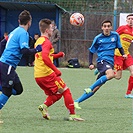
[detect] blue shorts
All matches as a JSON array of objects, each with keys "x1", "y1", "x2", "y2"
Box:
[
  {"x1": 97, "y1": 60, "x2": 113, "y2": 75},
  {"x1": 0, "y1": 62, "x2": 20, "y2": 88}
]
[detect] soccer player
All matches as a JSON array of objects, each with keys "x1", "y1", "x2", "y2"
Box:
[
  {"x1": 74, "y1": 20, "x2": 127, "y2": 109},
  {"x1": 34, "y1": 18, "x2": 84, "y2": 121},
  {"x1": 114, "y1": 14, "x2": 133, "y2": 98},
  {"x1": 0, "y1": 10, "x2": 42, "y2": 123}
]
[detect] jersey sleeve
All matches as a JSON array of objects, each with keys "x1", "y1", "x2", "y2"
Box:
[
  {"x1": 89, "y1": 36, "x2": 98, "y2": 53},
  {"x1": 116, "y1": 33, "x2": 122, "y2": 48},
  {"x1": 19, "y1": 32, "x2": 29, "y2": 49}
]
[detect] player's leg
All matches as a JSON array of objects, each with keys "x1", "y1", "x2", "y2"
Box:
[
  {"x1": 85, "y1": 61, "x2": 115, "y2": 93},
  {"x1": 0, "y1": 63, "x2": 13, "y2": 110},
  {"x1": 55, "y1": 77, "x2": 84, "y2": 121},
  {"x1": 38, "y1": 94, "x2": 62, "y2": 120},
  {"x1": 0, "y1": 82, "x2": 22, "y2": 110},
  {"x1": 125, "y1": 65, "x2": 133, "y2": 98},
  {"x1": 74, "y1": 72, "x2": 105, "y2": 109},
  {"x1": 94, "y1": 68, "x2": 99, "y2": 76},
  {"x1": 59, "y1": 87, "x2": 84, "y2": 121},
  {"x1": 74, "y1": 86, "x2": 100, "y2": 109},
  {"x1": 0, "y1": 85, "x2": 17, "y2": 95},
  {"x1": 13, "y1": 72, "x2": 23, "y2": 96},
  {"x1": 114, "y1": 70, "x2": 122, "y2": 80},
  {"x1": 114, "y1": 55, "x2": 123, "y2": 80},
  {"x1": 74, "y1": 61, "x2": 115, "y2": 109},
  {"x1": 0, "y1": 87, "x2": 12, "y2": 109},
  {"x1": 35, "y1": 75, "x2": 63, "y2": 120},
  {"x1": 124, "y1": 54, "x2": 133, "y2": 98}
]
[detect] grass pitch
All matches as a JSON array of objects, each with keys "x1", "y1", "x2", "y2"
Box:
[{"x1": 0, "y1": 67, "x2": 133, "y2": 133}]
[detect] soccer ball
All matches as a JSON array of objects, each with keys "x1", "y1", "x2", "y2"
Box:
[{"x1": 70, "y1": 13, "x2": 84, "y2": 26}]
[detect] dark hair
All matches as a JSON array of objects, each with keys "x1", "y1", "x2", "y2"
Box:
[
  {"x1": 39, "y1": 19, "x2": 52, "y2": 33},
  {"x1": 19, "y1": 10, "x2": 32, "y2": 25},
  {"x1": 101, "y1": 20, "x2": 112, "y2": 26},
  {"x1": 127, "y1": 14, "x2": 133, "y2": 18}
]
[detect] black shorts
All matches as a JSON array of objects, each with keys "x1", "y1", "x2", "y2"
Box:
[
  {"x1": 97, "y1": 60, "x2": 113, "y2": 74},
  {"x1": 0, "y1": 62, "x2": 20, "y2": 88}
]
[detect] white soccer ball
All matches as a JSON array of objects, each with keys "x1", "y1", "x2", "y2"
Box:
[{"x1": 70, "y1": 13, "x2": 84, "y2": 26}]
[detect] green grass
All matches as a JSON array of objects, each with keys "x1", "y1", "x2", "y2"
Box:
[{"x1": 0, "y1": 67, "x2": 133, "y2": 133}]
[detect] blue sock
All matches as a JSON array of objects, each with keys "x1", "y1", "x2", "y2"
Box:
[
  {"x1": 90, "y1": 75, "x2": 108, "y2": 91},
  {"x1": 0, "y1": 86, "x2": 16, "y2": 95},
  {"x1": 0, "y1": 93, "x2": 9, "y2": 109},
  {"x1": 75, "y1": 92, "x2": 94, "y2": 103}
]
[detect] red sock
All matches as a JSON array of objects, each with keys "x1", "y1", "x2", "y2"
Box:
[
  {"x1": 126, "y1": 76, "x2": 133, "y2": 95},
  {"x1": 44, "y1": 94, "x2": 62, "y2": 107},
  {"x1": 62, "y1": 88, "x2": 75, "y2": 115}
]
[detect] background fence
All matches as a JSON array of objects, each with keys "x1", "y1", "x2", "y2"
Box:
[{"x1": 1, "y1": 0, "x2": 133, "y2": 66}]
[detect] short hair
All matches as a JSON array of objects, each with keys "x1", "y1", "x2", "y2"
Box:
[
  {"x1": 127, "y1": 14, "x2": 133, "y2": 18},
  {"x1": 101, "y1": 20, "x2": 112, "y2": 26},
  {"x1": 39, "y1": 19, "x2": 52, "y2": 33},
  {"x1": 18, "y1": 10, "x2": 32, "y2": 25}
]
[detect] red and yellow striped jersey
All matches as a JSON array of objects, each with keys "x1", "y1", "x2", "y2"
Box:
[
  {"x1": 115, "y1": 25, "x2": 133, "y2": 56},
  {"x1": 34, "y1": 36, "x2": 54, "y2": 78}
]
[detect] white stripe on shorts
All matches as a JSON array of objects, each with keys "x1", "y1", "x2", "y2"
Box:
[{"x1": 7, "y1": 65, "x2": 12, "y2": 75}]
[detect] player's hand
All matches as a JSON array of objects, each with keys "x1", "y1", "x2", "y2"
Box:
[
  {"x1": 55, "y1": 69, "x2": 62, "y2": 76},
  {"x1": 36, "y1": 45, "x2": 42, "y2": 52},
  {"x1": 58, "y1": 52, "x2": 65, "y2": 57},
  {"x1": 89, "y1": 64, "x2": 95, "y2": 70},
  {"x1": 122, "y1": 54, "x2": 127, "y2": 59}
]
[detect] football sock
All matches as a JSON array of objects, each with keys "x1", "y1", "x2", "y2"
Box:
[
  {"x1": 90, "y1": 75, "x2": 108, "y2": 91},
  {"x1": 75, "y1": 92, "x2": 94, "y2": 103},
  {"x1": 126, "y1": 76, "x2": 133, "y2": 95},
  {"x1": 0, "y1": 93, "x2": 9, "y2": 109},
  {"x1": 0, "y1": 86, "x2": 16, "y2": 95},
  {"x1": 62, "y1": 88, "x2": 75, "y2": 114},
  {"x1": 44, "y1": 94, "x2": 62, "y2": 107}
]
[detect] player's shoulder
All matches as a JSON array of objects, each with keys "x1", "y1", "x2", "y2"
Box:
[
  {"x1": 110, "y1": 31, "x2": 119, "y2": 36},
  {"x1": 118, "y1": 25, "x2": 127, "y2": 28},
  {"x1": 12, "y1": 27, "x2": 27, "y2": 37},
  {"x1": 117, "y1": 25, "x2": 127, "y2": 30},
  {"x1": 95, "y1": 33, "x2": 103, "y2": 39},
  {"x1": 36, "y1": 36, "x2": 45, "y2": 44}
]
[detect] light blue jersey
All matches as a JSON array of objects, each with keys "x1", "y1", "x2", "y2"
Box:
[
  {"x1": 89, "y1": 31, "x2": 122, "y2": 65},
  {"x1": 0, "y1": 26, "x2": 29, "y2": 68}
]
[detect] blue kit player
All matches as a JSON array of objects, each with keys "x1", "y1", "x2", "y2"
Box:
[
  {"x1": 74, "y1": 20, "x2": 127, "y2": 109},
  {"x1": 0, "y1": 10, "x2": 42, "y2": 123}
]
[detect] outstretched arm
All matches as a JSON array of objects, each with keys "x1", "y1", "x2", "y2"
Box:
[
  {"x1": 89, "y1": 51, "x2": 95, "y2": 70},
  {"x1": 51, "y1": 52, "x2": 64, "y2": 59}
]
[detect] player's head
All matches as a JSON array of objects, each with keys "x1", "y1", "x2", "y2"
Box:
[
  {"x1": 101, "y1": 20, "x2": 112, "y2": 36},
  {"x1": 18, "y1": 10, "x2": 32, "y2": 29},
  {"x1": 39, "y1": 19, "x2": 53, "y2": 38},
  {"x1": 126, "y1": 14, "x2": 133, "y2": 27}
]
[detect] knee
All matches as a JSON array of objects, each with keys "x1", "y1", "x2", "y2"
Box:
[
  {"x1": 107, "y1": 73, "x2": 115, "y2": 80},
  {"x1": 115, "y1": 76, "x2": 121, "y2": 80},
  {"x1": 115, "y1": 74, "x2": 122, "y2": 80}
]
